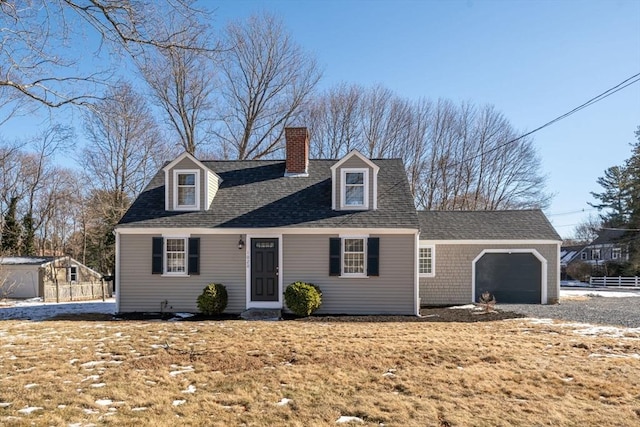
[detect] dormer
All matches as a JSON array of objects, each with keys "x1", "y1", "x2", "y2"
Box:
[
  {"x1": 330, "y1": 150, "x2": 380, "y2": 211},
  {"x1": 163, "y1": 152, "x2": 221, "y2": 211}
]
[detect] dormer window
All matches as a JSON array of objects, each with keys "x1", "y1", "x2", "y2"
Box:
[
  {"x1": 173, "y1": 170, "x2": 200, "y2": 210},
  {"x1": 341, "y1": 168, "x2": 369, "y2": 209}
]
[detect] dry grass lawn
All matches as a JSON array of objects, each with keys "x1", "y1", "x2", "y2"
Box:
[{"x1": 1, "y1": 314, "x2": 640, "y2": 426}]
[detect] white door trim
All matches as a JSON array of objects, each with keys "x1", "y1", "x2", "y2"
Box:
[{"x1": 245, "y1": 233, "x2": 283, "y2": 309}]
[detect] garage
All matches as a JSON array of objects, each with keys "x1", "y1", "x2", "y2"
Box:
[{"x1": 474, "y1": 251, "x2": 542, "y2": 304}]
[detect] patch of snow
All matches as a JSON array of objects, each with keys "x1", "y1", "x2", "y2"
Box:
[
  {"x1": 91, "y1": 383, "x2": 106, "y2": 388},
  {"x1": 172, "y1": 400, "x2": 186, "y2": 406},
  {"x1": 81, "y1": 361, "x2": 105, "y2": 368},
  {"x1": 562, "y1": 377, "x2": 574, "y2": 382},
  {"x1": 131, "y1": 407, "x2": 148, "y2": 412},
  {"x1": 69, "y1": 359, "x2": 79, "y2": 365},
  {"x1": 182, "y1": 384, "x2": 196, "y2": 394},
  {"x1": 17, "y1": 406, "x2": 43, "y2": 414},
  {"x1": 336, "y1": 416, "x2": 364, "y2": 424},
  {"x1": 174, "y1": 312, "x2": 194, "y2": 318},
  {"x1": 150, "y1": 344, "x2": 168, "y2": 349},
  {"x1": 169, "y1": 366, "x2": 194, "y2": 376},
  {"x1": 95, "y1": 399, "x2": 113, "y2": 406},
  {"x1": 276, "y1": 398, "x2": 293, "y2": 406},
  {"x1": 24, "y1": 383, "x2": 37, "y2": 389},
  {"x1": 57, "y1": 404, "x2": 66, "y2": 409},
  {"x1": 0, "y1": 299, "x2": 115, "y2": 321},
  {"x1": 561, "y1": 289, "x2": 640, "y2": 298},
  {"x1": 82, "y1": 375, "x2": 100, "y2": 382},
  {"x1": 0, "y1": 402, "x2": 11, "y2": 408},
  {"x1": 382, "y1": 372, "x2": 395, "y2": 378},
  {"x1": 589, "y1": 353, "x2": 640, "y2": 360},
  {"x1": 448, "y1": 304, "x2": 478, "y2": 310},
  {"x1": 83, "y1": 408, "x2": 99, "y2": 415}
]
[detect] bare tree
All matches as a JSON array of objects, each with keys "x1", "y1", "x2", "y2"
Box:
[
  {"x1": 82, "y1": 82, "x2": 169, "y2": 204},
  {"x1": 136, "y1": 13, "x2": 219, "y2": 155},
  {"x1": 306, "y1": 84, "x2": 551, "y2": 210},
  {"x1": 572, "y1": 215, "x2": 602, "y2": 243},
  {"x1": 0, "y1": 0, "x2": 211, "y2": 113},
  {"x1": 216, "y1": 13, "x2": 322, "y2": 159}
]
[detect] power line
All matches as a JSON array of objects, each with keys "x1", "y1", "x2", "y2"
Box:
[
  {"x1": 455, "y1": 72, "x2": 640, "y2": 165},
  {"x1": 548, "y1": 208, "x2": 597, "y2": 217}
]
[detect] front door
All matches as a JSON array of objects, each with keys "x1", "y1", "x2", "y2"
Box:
[{"x1": 251, "y1": 238, "x2": 279, "y2": 301}]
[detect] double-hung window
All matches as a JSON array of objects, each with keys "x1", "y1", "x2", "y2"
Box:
[
  {"x1": 173, "y1": 170, "x2": 200, "y2": 210},
  {"x1": 343, "y1": 238, "x2": 366, "y2": 275},
  {"x1": 166, "y1": 238, "x2": 187, "y2": 274},
  {"x1": 591, "y1": 249, "x2": 600, "y2": 260},
  {"x1": 341, "y1": 169, "x2": 368, "y2": 209},
  {"x1": 419, "y1": 245, "x2": 435, "y2": 277},
  {"x1": 68, "y1": 265, "x2": 78, "y2": 283},
  {"x1": 152, "y1": 236, "x2": 200, "y2": 276}
]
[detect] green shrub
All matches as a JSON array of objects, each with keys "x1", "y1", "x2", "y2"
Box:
[
  {"x1": 197, "y1": 283, "x2": 228, "y2": 315},
  {"x1": 284, "y1": 281, "x2": 322, "y2": 317}
]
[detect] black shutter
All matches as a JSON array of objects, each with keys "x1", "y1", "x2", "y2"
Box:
[
  {"x1": 188, "y1": 237, "x2": 200, "y2": 275},
  {"x1": 329, "y1": 237, "x2": 341, "y2": 276},
  {"x1": 367, "y1": 237, "x2": 379, "y2": 276},
  {"x1": 152, "y1": 237, "x2": 163, "y2": 274}
]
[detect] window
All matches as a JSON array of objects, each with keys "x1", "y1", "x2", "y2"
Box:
[
  {"x1": 166, "y1": 238, "x2": 187, "y2": 274},
  {"x1": 329, "y1": 237, "x2": 378, "y2": 277},
  {"x1": 69, "y1": 266, "x2": 78, "y2": 283},
  {"x1": 612, "y1": 247, "x2": 621, "y2": 260},
  {"x1": 341, "y1": 168, "x2": 369, "y2": 209},
  {"x1": 591, "y1": 249, "x2": 601, "y2": 260},
  {"x1": 173, "y1": 170, "x2": 200, "y2": 210},
  {"x1": 152, "y1": 237, "x2": 199, "y2": 276},
  {"x1": 419, "y1": 245, "x2": 435, "y2": 276},
  {"x1": 343, "y1": 238, "x2": 365, "y2": 275},
  {"x1": 581, "y1": 252, "x2": 587, "y2": 260}
]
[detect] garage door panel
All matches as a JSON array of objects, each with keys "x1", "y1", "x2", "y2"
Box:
[{"x1": 475, "y1": 253, "x2": 541, "y2": 304}]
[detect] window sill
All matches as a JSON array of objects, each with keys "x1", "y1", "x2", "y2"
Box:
[
  {"x1": 419, "y1": 273, "x2": 435, "y2": 278},
  {"x1": 161, "y1": 274, "x2": 191, "y2": 278},
  {"x1": 172, "y1": 206, "x2": 200, "y2": 211},
  {"x1": 339, "y1": 275, "x2": 369, "y2": 279}
]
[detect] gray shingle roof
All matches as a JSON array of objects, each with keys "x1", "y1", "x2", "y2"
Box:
[
  {"x1": 590, "y1": 228, "x2": 629, "y2": 245},
  {"x1": 418, "y1": 210, "x2": 561, "y2": 241},
  {"x1": 118, "y1": 159, "x2": 419, "y2": 229}
]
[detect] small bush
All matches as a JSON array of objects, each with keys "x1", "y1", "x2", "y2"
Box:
[
  {"x1": 477, "y1": 291, "x2": 496, "y2": 313},
  {"x1": 284, "y1": 282, "x2": 322, "y2": 317},
  {"x1": 197, "y1": 283, "x2": 228, "y2": 315}
]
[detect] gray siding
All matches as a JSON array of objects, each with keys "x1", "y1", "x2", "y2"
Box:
[
  {"x1": 118, "y1": 234, "x2": 246, "y2": 313},
  {"x1": 283, "y1": 234, "x2": 416, "y2": 315},
  {"x1": 167, "y1": 157, "x2": 207, "y2": 211},
  {"x1": 419, "y1": 243, "x2": 559, "y2": 306},
  {"x1": 334, "y1": 155, "x2": 376, "y2": 211}
]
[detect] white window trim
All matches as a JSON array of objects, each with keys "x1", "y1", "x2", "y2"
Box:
[
  {"x1": 612, "y1": 247, "x2": 621, "y2": 260},
  {"x1": 69, "y1": 265, "x2": 78, "y2": 283},
  {"x1": 591, "y1": 248, "x2": 601, "y2": 260},
  {"x1": 340, "y1": 168, "x2": 369, "y2": 210},
  {"x1": 340, "y1": 235, "x2": 368, "y2": 277},
  {"x1": 419, "y1": 244, "x2": 435, "y2": 278},
  {"x1": 580, "y1": 252, "x2": 587, "y2": 260},
  {"x1": 173, "y1": 169, "x2": 201, "y2": 211},
  {"x1": 162, "y1": 236, "x2": 190, "y2": 277}
]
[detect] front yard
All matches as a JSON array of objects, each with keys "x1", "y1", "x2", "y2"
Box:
[{"x1": 1, "y1": 314, "x2": 639, "y2": 426}]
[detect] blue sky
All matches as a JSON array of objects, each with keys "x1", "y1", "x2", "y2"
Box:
[
  {"x1": 211, "y1": 0, "x2": 640, "y2": 238},
  {"x1": 2, "y1": 0, "x2": 639, "y2": 238}
]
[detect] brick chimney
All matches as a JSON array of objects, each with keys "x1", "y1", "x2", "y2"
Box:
[{"x1": 284, "y1": 127, "x2": 309, "y2": 177}]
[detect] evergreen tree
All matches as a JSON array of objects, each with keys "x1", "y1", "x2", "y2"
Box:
[
  {"x1": 589, "y1": 165, "x2": 631, "y2": 227},
  {"x1": 1, "y1": 197, "x2": 21, "y2": 254},
  {"x1": 21, "y1": 212, "x2": 36, "y2": 256}
]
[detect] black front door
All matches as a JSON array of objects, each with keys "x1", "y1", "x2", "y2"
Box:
[{"x1": 251, "y1": 238, "x2": 279, "y2": 301}]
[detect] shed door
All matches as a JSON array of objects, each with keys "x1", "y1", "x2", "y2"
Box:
[{"x1": 475, "y1": 253, "x2": 541, "y2": 304}]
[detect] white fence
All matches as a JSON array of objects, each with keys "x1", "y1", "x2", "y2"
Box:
[{"x1": 590, "y1": 276, "x2": 640, "y2": 288}]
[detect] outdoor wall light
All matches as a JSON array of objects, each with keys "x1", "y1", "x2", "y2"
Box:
[{"x1": 238, "y1": 235, "x2": 245, "y2": 250}]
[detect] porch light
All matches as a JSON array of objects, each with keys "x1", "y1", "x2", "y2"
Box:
[{"x1": 238, "y1": 236, "x2": 245, "y2": 250}]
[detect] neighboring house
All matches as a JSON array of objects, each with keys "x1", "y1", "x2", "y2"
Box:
[
  {"x1": 560, "y1": 244, "x2": 587, "y2": 280},
  {"x1": 418, "y1": 211, "x2": 561, "y2": 305},
  {"x1": 0, "y1": 256, "x2": 104, "y2": 300},
  {"x1": 580, "y1": 229, "x2": 630, "y2": 265},
  {"x1": 114, "y1": 127, "x2": 561, "y2": 315}
]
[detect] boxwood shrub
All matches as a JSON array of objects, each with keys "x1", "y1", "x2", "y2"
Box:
[
  {"x1": 284, "y1": 281, "x2": 322, "y2": 317},
  {"x1": 197, "y1": 283, "x2": 228, "y2": 315}
]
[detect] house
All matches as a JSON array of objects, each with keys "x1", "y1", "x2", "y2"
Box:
[
  {"x1": 114, "y1": 127, "x2": 561, "y2": 315},
  {"x1": 0, "y1": 256, "x2": 105, "y2": 301},
  {"x1": 580, "y1": 228, "x2": 630, "y2": 266},
  {"x1": 417, "y1": 211, "x2": 561, "y2": 305}
]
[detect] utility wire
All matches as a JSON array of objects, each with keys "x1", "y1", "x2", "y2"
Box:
[{"x1": 455, "y1": 72, "x2": 640, "y2": 166}]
